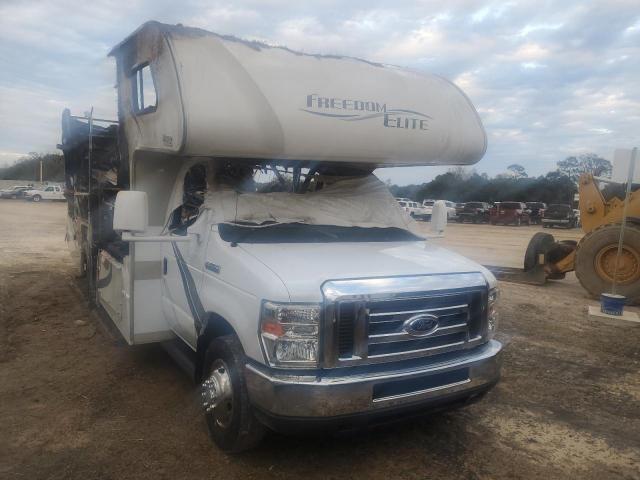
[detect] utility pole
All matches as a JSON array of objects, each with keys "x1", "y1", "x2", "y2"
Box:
[{"x1": 40, "y1": 160, "x2": 43, "y2": 183}]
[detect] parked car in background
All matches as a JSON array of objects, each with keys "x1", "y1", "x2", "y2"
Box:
[
  {"x1": 455, "y1": 202, "x2": 466, "y2": 217},
  {"x1": 0, "y1": 185, "x2": 32, "y2": 199},
  {"x1": 490, "y1": 201, "x2": 531, "y2": 226},
  {"x1": 397, "y1": 199, "x2": 428, "y2": 219},
  {"x1": 421, "y1": 199, "x2": 435, "y2": 218},
  {"x1": 542, "y1": 204, "x2": 578, "y2": 228},
  {"x1": 23, "y1": 185, "x2": 65, "y2": 202},
  {"x1": 422, "y1": 199, "x2": 456, "y2": 220},
  {"x1": 413, "y1": 202, "x2": 431, "y2": 220},
  {"x1": 525, "y1": 202, "x2": 547, "y2": 224},
  {"x1": 457, "y1": 201, "x2": 490, "y2": 223},
  {"x1": 443, "y1": 201, "x2": 457, "y2": 219}
]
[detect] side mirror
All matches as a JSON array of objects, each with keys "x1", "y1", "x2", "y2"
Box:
[{"x1": 113, "y1": 191, "x2": 148, "y2": 233}]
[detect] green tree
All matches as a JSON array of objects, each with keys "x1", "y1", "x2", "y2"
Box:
[
  {"x1": 0, "y1": 152, "x2": 64, "y2": 182},
  {"x1": 386, "y1": 166, "x2": 577, "y2": 205},
  {"x1": 556, "y1": 153, "x2": 611, "y2": 182},
  {"x1": 507, "y1": 164, "x2": 527, "y2": 178}
]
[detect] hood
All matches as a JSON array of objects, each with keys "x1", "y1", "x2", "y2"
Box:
[{"x1": 238, "y1": 240, "x2": 495, "y2": 302}]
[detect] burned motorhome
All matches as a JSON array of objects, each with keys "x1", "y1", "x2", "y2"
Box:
[{"x1": 60, "y1": 21, "x2": 501, "y2": 452}]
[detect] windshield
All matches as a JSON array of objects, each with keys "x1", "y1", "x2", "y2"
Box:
[
  {"x1": 219, "y1": 223, "x2": 423, "y2": 243},
  {"x1": 423, "y1": 200, "x2": 434, "y2": 206},
  {"x1": 547, "y1": 204, "x2": 571, "y2": 213},
  {"x1": 501, "y1": 202, "x2": 521, "y2": 209},
  {"x1": 194, "y1": 167, "x2": 418, "y2": 243}
]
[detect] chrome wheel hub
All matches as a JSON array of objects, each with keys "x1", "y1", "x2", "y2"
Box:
[{"x1": 201, "y1": 359, "x2": 234, "y2": 429}]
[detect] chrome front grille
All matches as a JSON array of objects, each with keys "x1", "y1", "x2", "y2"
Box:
[{"x1": 322, "y1": 274, "x2": 489, "y2": 367}]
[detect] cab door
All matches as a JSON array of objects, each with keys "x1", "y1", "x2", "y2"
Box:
[
  {"x1": 161, "y1": 213, "x2": 211, "y2": 348},
  {"x1": 42, "y1": 186, "x2": 55, "y2": 199},
  {"x1": 160, "y1": 162, "x2": 209, "y2": 348}
]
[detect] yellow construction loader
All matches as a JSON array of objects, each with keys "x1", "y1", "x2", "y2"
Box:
[{"x1": 523, "y1": 173, "x2": 640, "y2": 303}]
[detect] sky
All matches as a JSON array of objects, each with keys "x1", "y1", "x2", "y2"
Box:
[{"x1": 0, "y1": 0, "x2": 638, "y2": 185}]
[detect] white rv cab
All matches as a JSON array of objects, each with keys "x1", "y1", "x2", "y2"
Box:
[{"x1": 61, "y1": 22, "x2": 501, "y2": 452}]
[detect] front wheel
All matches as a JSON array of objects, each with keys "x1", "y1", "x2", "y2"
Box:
[
  {"x1": 32, "y1": 195, "x2": 42, "y2": 202},
  {"x1": 575, "y1": 224, "x2": 640, "y2": 303},
  {"x1": 202, "y1": 335, "x2": 265, "y2": 453}
]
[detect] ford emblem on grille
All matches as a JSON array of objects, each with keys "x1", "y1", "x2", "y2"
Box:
[{"x1": 403, "y1": 314, "x2": 439, "y2": 337}]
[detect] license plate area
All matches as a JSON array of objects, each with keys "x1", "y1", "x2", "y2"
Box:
[{"x1": 372, "y1": 368, "x2": 470, "y2": 403}]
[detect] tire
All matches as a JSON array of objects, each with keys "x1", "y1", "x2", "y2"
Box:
[
  {"x1": 524, "y1": 232, "x2": 556, "y2": 271},
  {"x1": 202, "y1": 334, "x2": 265, "y2": 453},
  {"x1": 575, "y1": 224, "x2": 640, "y2": 304},
  {"x1": 32, "y1": 195, "x2": 42, "y2": 202}
]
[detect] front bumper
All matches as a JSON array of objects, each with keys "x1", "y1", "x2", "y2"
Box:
[
  {"x1": 245, "y1": 339, "x2": 502, "y2": 427},
  {"x1": 542, "y1": 218, "x2": 570, "y2": 224}
]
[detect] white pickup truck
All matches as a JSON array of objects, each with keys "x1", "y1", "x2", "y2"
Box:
[
  {"x1": 62, "y1": 22, "x2": 501, "y2": 452},
  {"x1": 24, "y1": 184, "x2": 64, "y2": 202},
  {"x1": 423, "y1": 199, "x2": 457, "y2": 220},
  {"x1": 396, "y1": 198, "x2": 430, "y2": 220}
]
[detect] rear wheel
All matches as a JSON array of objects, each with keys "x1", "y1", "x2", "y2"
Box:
[
  {"x1": 202, "y1": 335, "x2": 265, "y2": 453},
  {"x1": 32, "y1": 195, "x2": 41, "y2": 202},
  {"x1": 575, "y1": 224, "x2": 640, "y2": 304}
]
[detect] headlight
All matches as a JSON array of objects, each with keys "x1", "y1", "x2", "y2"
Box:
[
  {"x1": 260, "y1": 301, "x2": 321, "y2": 368},
  {"x1": 487, "y1": 288, "x2": 499, "y2": 338}
]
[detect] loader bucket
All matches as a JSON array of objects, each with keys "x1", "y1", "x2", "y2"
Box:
[
  {"x1": 484, "y1": 232, "x2": 577, "y2": 285},
  {"x1": 524, "y1": 232, "x2": 577, "y2": 280}
]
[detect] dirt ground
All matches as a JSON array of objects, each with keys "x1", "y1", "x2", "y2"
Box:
[{"x1": 1, "y1": 200, "x2": 639, "y2": 480}]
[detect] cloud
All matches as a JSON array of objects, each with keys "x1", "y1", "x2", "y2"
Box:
[{"x1": 0, "y1": 0, "x2": 639, "y2": 187}]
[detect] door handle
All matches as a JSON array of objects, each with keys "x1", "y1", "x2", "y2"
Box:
[{"x1": 163, "y1": 257, "x2": 168, "y2": 275}]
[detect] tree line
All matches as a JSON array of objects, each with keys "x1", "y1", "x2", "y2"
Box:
[
  {"x1": 0, "y1": 152, "x2": 611, "y2": 205},
  {"x1": 0, "y1": 152, "x2": 65, "y2": 182},
  {"x1": 389, "y1": 153, "x2": 611, "y2": 205}
]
